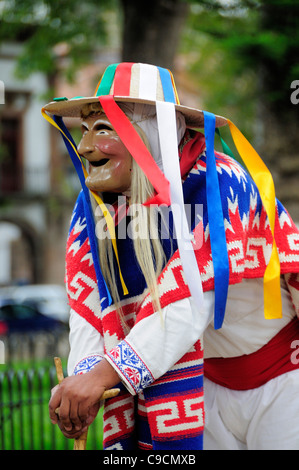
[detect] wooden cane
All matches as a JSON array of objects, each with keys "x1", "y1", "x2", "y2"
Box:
[{"x1": 54, "y1": 357, "x2": 120, "y2": 450}]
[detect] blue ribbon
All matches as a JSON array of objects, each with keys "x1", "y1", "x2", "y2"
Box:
[
  {"x1": 204, "y1": 111, "x2": 229, "y2": 329},
  {"x1": 53, "y1": 115, "x2": 112, "y2": 308},
  {"x1": 157, "y1": 67, "x2": 176, "y2": 104}
]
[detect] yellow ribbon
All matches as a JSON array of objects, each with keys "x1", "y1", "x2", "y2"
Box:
[
  {"x1": 41, "y1": 108, "x2": 128, "y2": 296},
  {"x1": 227, "y1": 119, "x2": 282, "y2": 319},
  {"x1": 168, "y1": 69, "x2": 180, "y2": 105}
]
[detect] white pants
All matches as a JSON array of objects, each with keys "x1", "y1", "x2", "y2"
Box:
[{"x1": 203, "y1": 370, "x2": 299, "y2": 450}]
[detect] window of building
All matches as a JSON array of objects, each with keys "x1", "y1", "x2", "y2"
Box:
[{"x1": 0, "y1": 91, "x2": 29, "y2": 194}]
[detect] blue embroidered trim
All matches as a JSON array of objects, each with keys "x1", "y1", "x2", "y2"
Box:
[
  {"x1": 107, "y1": 340, "x2": 154, "y2": 394},
  {"x1": 73, "y1": 354, "x2": 103, "y2": 375}
]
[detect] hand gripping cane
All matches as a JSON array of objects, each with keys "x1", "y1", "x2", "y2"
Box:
[{"x1": 54, "y1": 357, "x2": 120, "y2": 450}]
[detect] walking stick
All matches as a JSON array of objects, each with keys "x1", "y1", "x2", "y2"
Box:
[{"x1": 54, "y1": 357, "x2": 120, "y2": 450}]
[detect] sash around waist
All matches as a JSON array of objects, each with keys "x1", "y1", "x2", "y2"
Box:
[{"x1": 204, "y1": 317, "x2": 299, "y2": 390}]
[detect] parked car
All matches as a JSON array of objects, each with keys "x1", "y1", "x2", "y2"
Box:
[
  {"x1": 0, "y1": 318, "x2": 8, "y2": 335},
  {"x1": 0, "y1": 301, "x2": 65, "y2": 334},
  {"x1": 0, "y1": 284, "x2": 69, "y2": 324}
]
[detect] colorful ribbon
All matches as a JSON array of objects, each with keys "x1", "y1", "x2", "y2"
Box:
[
  {"x1": 139, "y1": 64, "x2": 158, "y2": 101},
  {"x1": 95, "y1": 63, "x2": 180, "y2": 106},
  {"x1": 204, "y1": 111, "x2": 230, "y2": 329},
  {"x1": 227, "y1": 120, "x2": 282, "y2": 319},
  {"x1": 113, "y1": 62, "x2": 134, "y2": 96},
  {"x1": 157, "y1": 67, "x2": 177, "y2": 104},
  {"x1": 98, "y1": 95, "x2": 171, "y2": 206},
  {"x1": 156, "y1": 101, "x2": 205, "y2": 316},
  {"x1": 95, "y1": 63, "x2": 118, "y2": 97},
  {"x1": 215, "y1": 128, "x2": 236, "y2": 160}
]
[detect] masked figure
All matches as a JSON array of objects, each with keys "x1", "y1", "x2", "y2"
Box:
[{"x1": 44, "y1": 63, "x2": 299, "y2": 450}]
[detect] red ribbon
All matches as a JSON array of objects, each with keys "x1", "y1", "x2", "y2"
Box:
[
  {"x1": 113, "y1": 63, "x2": 134, "y2": 96},
  {"x1": 98, "y1": 95, "x2": 171, "y2": 206}
]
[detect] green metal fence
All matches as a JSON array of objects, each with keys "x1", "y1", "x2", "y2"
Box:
[{"x1": 0, "y1": 332, "x2": 103, "y2": 450}]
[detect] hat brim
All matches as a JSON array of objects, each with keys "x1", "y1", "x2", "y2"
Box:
[{"x1": 43, "y1": 96, "x2": 227, "y2": 128}]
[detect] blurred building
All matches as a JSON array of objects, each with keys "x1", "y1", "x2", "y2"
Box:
[
  {"x1": 0, "y1": 39, "x2": 125, "y2": 289},
  {"x1": 0, "y1": 42, "x2": 81, "y2": 287}
]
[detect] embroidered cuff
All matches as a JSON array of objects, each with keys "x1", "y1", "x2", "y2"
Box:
[
  {"x1": 73, "y1": 353, "x2": 103, "y2": 375},
  {"x1": 105, "y1": 340, "x2": 154, "y2": 395}
]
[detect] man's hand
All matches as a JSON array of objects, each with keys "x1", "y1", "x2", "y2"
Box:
[{"x1": 49, "y1": 358, "x2": 120, "y2": 438}]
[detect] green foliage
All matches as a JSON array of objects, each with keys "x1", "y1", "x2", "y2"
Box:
[
  {"x1": 0, "y1": 0, "x2": 119, "y2": 80},
  {"x1": 181, "y1": 0, "x2": 299, "y2": 136},
  {"x1": 181, "y1": 3, "x2": 258, "y2": 137}
]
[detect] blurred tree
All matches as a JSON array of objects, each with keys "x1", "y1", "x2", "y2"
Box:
[
  {"x1": 182, "y1": 0, "x2": 299, "y2": 219},
  {"x1": 255, "y1": 1, "x2": 299, "y2": 220},
  {"x1": 1, "y1": 0, "x2": 298, "y2": 216},
  {"x1": 0, "y1": 0, "x2": 118, "y2": 84},
  {"x1": 120, "y1": 0, "x2": 189, "y2": 69},
  {"x1": 0, "y1": 0, "x2": 189, "y2": 80}
]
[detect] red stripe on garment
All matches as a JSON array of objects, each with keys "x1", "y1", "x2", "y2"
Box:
[{"x1": 204, "y1": 317, "x2": 299, "y2": 390}]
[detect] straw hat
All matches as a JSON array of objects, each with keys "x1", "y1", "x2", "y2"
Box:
[{"x1": 43, "y1": 62, "x2": 227, "y2": 128}]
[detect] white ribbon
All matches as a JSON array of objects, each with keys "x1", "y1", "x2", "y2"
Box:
[
  {"x1": 156, "y1": 101, "x2": 205, "y2": 314},
  {"x1": 139, "y1": 64, "x2": 158, "y2": 101}
]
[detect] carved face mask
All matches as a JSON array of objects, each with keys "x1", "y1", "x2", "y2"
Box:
[{"x1": 77, "y1": 113, "x2": 132, "y2": 194}]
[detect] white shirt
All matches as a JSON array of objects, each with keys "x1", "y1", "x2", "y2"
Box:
[{"x1": 68, "y1": 276, "x2": 297, "y2": 388}]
